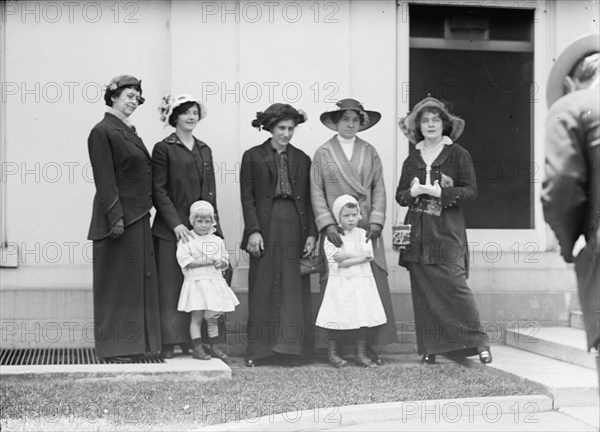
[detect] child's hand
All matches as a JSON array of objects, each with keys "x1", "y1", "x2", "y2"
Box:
[{"x1": 214, "y1": 260, "x2": 229, "y2": 270}]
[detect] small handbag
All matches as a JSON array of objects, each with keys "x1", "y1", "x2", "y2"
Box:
[
  {"x1": 392, "y1": 207, "x2": 411, "y2": 251},
  {"x1": 299, "y1": 236, "x2": 327, "y2": 275}
]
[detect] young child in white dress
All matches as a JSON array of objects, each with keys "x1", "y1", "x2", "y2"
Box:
[
  {"x1": 315, "y1": 194, "x2": 387, "y2": 368},
  {"x1": 176, "y1": 200, "x2": 239, "y2": 360}
]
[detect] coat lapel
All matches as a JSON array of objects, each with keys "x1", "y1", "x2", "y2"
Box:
[
  {"x1": 105, "y1": 113, "x2": 150, "y2": 159},
  {"x1": 325, "y1": 136, "x2": 368, "y2": 196},
  {"x1": 259, "y1": 139, "x2": 277, "y2": 183}
]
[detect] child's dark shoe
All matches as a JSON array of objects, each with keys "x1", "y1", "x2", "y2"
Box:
[
  {"x1": 355, "y1": 340, "x2": 377, "y2": 368},
  {"x1": 366, "y1": 344, "x2": 386, "y2": 366},
  {"x1": 161, "y1": 345, "x2": 174, "y2": 359},
  {"x1": 205, "y1": 344, "x2": 228, "y2": 361},
  {"x1": 327, "y1": 340, "x2": 348, "y2": 368},
  {"x1": 192, "y1": 345, "x2": 211, "y2": 360}
]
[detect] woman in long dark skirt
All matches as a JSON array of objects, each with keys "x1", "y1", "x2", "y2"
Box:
[
  {"x1": 87, "y1": 75, "x2": 161, "y2": 362},
  {"x1": 396, "y1": 96, "x2": 491, "y2": 365},
  {"x1": 152, "y1": 94, "x2": 228, "y2": 360},
  {"x1": 240, "y1": 103, "x2": 318, "y2": 366}
]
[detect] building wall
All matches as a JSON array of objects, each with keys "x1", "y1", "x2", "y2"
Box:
[{"x1": 1, "y1": 0, "x2": 598, "y2": 348}]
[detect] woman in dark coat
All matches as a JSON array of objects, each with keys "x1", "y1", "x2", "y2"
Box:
[
  {"x1": 87, "y1": 75, "x2": 161, "y2": 362},
  {"x1": 240, "y1": 103, "x2": 318, "y2": 366},
  {"x1": 396, "y1": 96, "x2": 491, "y2": 365},
  {"x1": 152, "y1": 94, "x2": 227, "y2": 359}
]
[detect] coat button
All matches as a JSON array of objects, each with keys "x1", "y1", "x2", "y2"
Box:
[
  {"x1": 296, "y1": 196, "x2": 300, "y2": 200},
  {"x1": 146, "y1": 272, "x2": 152, "y2": 278}
]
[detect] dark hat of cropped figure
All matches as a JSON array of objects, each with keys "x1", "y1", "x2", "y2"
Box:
[
  {"x1": 546, "y1": 34, "x2": 600, "y2": 107},
  {"x1": 251, "y1": 103, "x2": 307, "y2": 131},
  {"x1": 398, "y1": 96, "x2": 465, "y2": 144},
  {"x1": 104, "y1": 74, "x2": 145, "y2": 106},
  {"x1": 319, "y1": 98, "x2": 381, "y2": 132}
]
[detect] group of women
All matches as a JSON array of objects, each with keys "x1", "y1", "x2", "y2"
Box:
[{"x1": 87, "y1": 74, "x2": 492, "y2": 366}]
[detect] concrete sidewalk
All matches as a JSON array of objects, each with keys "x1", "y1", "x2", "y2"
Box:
[{"x1": 198, "y1": 395, "x2": 598, "y2": 431}]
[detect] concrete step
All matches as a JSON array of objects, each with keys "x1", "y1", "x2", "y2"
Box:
[
  {"x1": 570, "y1": 310, "x2": 585, "y2": 330},
  {"x1": 473, "y1": 345, "x2": 598, "y2": 408},
  {"x1": 0, "y1": 355, "x2": 232, "y2": 381},
  {"x1": 506, "y1": 325, "x2": 596, "y2": 370}
]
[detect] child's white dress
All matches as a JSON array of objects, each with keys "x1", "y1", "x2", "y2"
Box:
[
  {"x1": 315, "y1": 227, "x2": 387, "y2": 330},
  {"x1": 176, "y1": 231, "x2": 239, "y2": 313}
]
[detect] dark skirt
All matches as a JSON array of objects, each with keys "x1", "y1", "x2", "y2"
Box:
[
  {"x1": 92, "y1": 216, "x2": 161, "y2": 359},
  {"x1": 154, "y1": 238, "x2": 191, "y2": 346},
  {"x1": 407, "y1": 262, "x2": 488, "y2": 357},
  {"x1": 245, "y1": 199, "x2": 313, "y2": 361}
]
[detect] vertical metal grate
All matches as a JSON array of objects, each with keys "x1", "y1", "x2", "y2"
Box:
[{"x1": 0, "y1": 348, "x2": 164, "y2": 365}]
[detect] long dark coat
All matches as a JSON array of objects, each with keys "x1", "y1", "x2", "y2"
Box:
[
  {"x1": 396, "y1": 142, "x2": 488, "y2": 356},
  {"x1": 151, "y1": 133, "x2": 223, "y2": 345},
  {"x1": 396, "y1": 143, "x2": 477, "y2": 274},
  {"x1": 87, "y1": 112, "x2": 161, "y2": 359},
  {"x1": 240, "y1": 139, "x2": 318, "y2": 360},
  {"x1": 542, "y1": 88, "x2": 600, "y2": 351}
]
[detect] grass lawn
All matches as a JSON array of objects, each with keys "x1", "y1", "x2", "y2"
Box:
[{"x1": 1, "y1": 358, "x2": 545, "y2": 431}]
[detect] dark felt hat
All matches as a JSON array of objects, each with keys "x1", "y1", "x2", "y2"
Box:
[{"x1": 104, "y1": 74, "x2": 145, "y2": 105}]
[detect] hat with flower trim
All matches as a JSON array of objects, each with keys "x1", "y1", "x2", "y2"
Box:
[
  {"x1": 157, "y1": 94, "x2": 207, "y2": 127},
  {"x1": 320, "y1": 99, "x2": 381, "y2": 132}
]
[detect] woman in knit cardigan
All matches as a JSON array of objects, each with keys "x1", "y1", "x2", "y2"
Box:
[{"x1": 311, "y1": 99, "x2": 398, "y2": 367}]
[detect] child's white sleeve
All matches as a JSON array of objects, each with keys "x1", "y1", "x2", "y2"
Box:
[
  {"x1": 323, "y1": 237, "x2": 340, "y2": 272},
  {"x1": 218, "y1": 238, "x2": 230, "y2": 267},
  {"x1": 176, "y1": 240, "x2": 194, "y2": 269},
  {"x1": 363, "y1": 238, "x2": 375, "y2": 259}
]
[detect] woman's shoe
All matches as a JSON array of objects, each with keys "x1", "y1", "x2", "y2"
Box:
[
  {"x1": 245, "y1": 358, "x2": 255, "y2": 368},
  {"x1": 327, "y1": 340, "x2": 348, "y2": 368},
  {"x1": 421, "y1": 354, "x2": 436, "y2": 365},
  {"x1": 180, "y1": 344, "x2": 190, "y2": 355},
  {"x1": 355, "y1": 340, "x2": 377, "y2": 368},
  {"x1": 478, "y1": 348, "x2": 492, "y2": 364},
  {"x1": 105, "y1": 356, "x2": 134, "y2": 363},
  {"x1": 161, "y1": 345, "x2": 175, "y2": 359}
]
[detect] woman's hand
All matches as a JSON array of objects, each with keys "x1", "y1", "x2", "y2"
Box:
[
  {"x1": 410, "y1": 177, "x2": 441, "y2": 198},
  {"x1": 365, "y1": 223, "x2": 382, "y2": 242},
  {"x1": 109, "y1": 218, "x2": 124, "y2": 239},
  {"x1": 302, "y1": 236, "x2": 316, "y2": 258},
  {"x1": 174, "y1": 224, "x2": 192, "y2": 243},
  {"x1": 325, "y1": 224, "x2": 344, "y2": 248},
  {"x1": 410, "y1": 177, "x2": 423, "y2": 197},
  {"x1": 247, "y1": 232, "x2": 264, "y2": 258}
]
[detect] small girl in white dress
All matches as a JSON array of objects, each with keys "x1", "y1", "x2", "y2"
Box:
[
  {"x1": 176, "y1": 200, "x2": 239, "y2": 360},
  {"x1": 315, "y1": 194, "x2": 387, "y2": 368}
]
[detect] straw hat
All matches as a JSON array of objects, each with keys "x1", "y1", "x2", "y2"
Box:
[
  {"x1": 320, "y1": 99, "x2": 381, "y2": 132},
  {"x1": 398, "y1": 96, "x2": 465, "y2": 144},
  {"x1": 546, "y1": 34, "x2": 600, "y2": 107}
]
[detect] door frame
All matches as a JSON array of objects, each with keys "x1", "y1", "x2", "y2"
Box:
[{"x1": 396, "y1": 0, "x2": 549, "y2": 251}]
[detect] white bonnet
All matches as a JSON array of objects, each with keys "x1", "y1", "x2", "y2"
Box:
[{"x1": 332, "y1": 194, "x2": 361, "y2": 226}]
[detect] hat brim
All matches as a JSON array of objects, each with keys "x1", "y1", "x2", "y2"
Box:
[
  {"x1": 547, "y1": 34, "x2": 600, "y2": 108},
  {"x1": 320, "y1": 110, "x2": 381, "y2": 132},
  {"x1": 398, "y1": 98, "x2": 465, "y2": 144},
  {"x1": 166, "y1": 96, "x2": 207, "y2": 122}
]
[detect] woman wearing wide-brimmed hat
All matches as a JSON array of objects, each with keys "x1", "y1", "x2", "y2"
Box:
[
  {"x1": 87, "y1": 75, "x2": 161, "y2": 362},
  {"x1": 396, "y1": 96, "x2": 491, "y2": 365},
  {"x1": 240, "y1": 103, "x2": 318, "y2": 366},
  {"x1": 311, "y1": 99, "x2": 398, "y2": 368},
  {"x1": 152, "y1": 94, "x2": 229, "y2": 360}
]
